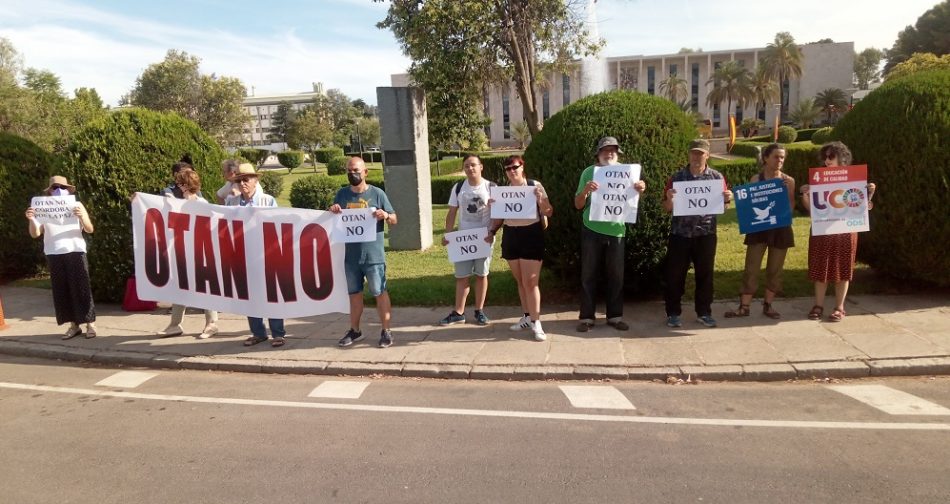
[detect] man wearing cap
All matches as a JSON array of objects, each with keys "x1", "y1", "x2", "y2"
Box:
[
  {"x1": 661, "y1": 139, "x2": 733, "y2": 329},
  {"x1": 225, "y1": 163, "x2": 286, "y2": 347},
  {"x1": 573, "y1": 136, "x2": 646, "y2": 332}
]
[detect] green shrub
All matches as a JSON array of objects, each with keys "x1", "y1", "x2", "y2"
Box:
[
  {"x1": 327, "y1": 155, "x2": 348, "y2": 175},
  {"x1": 313, "y1": 147, "x2": 345, "y2": 164},
  {"x1": 430, "y1": 156, "x2": 463, "y2": 176},
  {"x1": 61, "y1": 108, "x2": 226, "y2": 302},
  {"x1": 258, "y1": 170, "x2": 284, "y2": 199},
  {"x1": 289, "y1": 175, "x2": 341, "y2": 210},
  {"x1": 811, "y1": 127, "x2": 833, "y2": 145},
  {"x1": 0, "y1": 133, "x2": 57, "y2": 281},
  {"x1": 237, "y1": 147, "x2": 269, "y2": 165},
  {"x1": 276, "y1": 150, "x2": 305, "y2": 172},
  {"x1": 523, "y1": 90, "x2": 696, "y2": 295},
  {"x1": 432, "y1": 175, "x2": 467, "y2": 204},
  {"x1": 708, "y1": 157, "x2": 759, "y2": 185},
  {"x1": 730, "y1": 141, "x2": 767, "y2": 159},
  {"x1": 777, "y1": 125, "x2": 798, "y2": 143},
  {"x1": 795, "y1": 128, "x2": 820, "y2": 141},
  {"x1": 832, "y1": 69, "x2": 950, "y2": 286}
]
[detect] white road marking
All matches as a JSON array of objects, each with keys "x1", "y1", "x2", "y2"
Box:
[
  {"x1": 828, "y1": 385, "x2": 950, "y2": 416},
  {"x1": 1, "y1": 382, "x2": 948, "y2": 431},
  {"x1": 559, "y1": 385, "x2": 636, "y2": 410},
  {"x1": 308, "y1": 380, "x2": 370, "y2": 399},
  {"x1": 94, "y1": 371, "x2": 158, "y2": 389}
]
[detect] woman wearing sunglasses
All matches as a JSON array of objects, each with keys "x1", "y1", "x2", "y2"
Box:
[
  {"x1": 798, "y1": 141, "x2": 876, "y2": 322},
  {"x1": 487, "y1": 155, "x2": 554, "y2": 341},
  {"x1": 24, "y1": 176, "x2": 97, "y2": 339}
]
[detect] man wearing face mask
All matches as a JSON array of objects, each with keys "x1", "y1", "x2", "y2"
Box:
[{"x1": 329, "y1": 157, "x2": 398, "y2": 348}]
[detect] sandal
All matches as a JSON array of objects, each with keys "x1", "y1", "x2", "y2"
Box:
[
  {"x1": 84, "y1": 326, "x2": 97, "y2": 339},
  {"x1": 828, "y1": 308, "x2": 846, "y2": 322},
  {"x1": 243, "y1": 335, "x2": 268, "y2": 346},
  {"x1": 724, "y1": 304, "x2": 750, "y2": 318},
  {"x1": 763, "y1": 302, "x2": 781, "y2": 320},
  {"x1": 271, "y1": 336, "x2": 285, "y2": 348},
  {"x1": 62, "y1": 325, "x2": 82, "y2": 340},
  {"x1": 807, "y1": 305, "x2": 824, "y2": 320}
]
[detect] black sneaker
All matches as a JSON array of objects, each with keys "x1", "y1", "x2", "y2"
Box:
[
  {"x1": 338, "y1": 328, "x2": 363, "y2": 347},
  {"x1": 379, "y1": 329, "x2": 393, "y2": 348}
]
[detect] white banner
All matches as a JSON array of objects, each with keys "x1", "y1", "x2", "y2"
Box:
[
  {"x1": 131, "y1": 193, "x2": 349, "y2": 319},
  {"x1": 445, "y1": 227, "x2": 491, "y2": 263},
  {"x1": 672, "y1": 180, "x2": 725, "y2": 216},
  {"x1": 590, "y1": 164, "x2": 642, "y2": 224},
  {"x1": 331, "y1": 208, "x2": 377, "y2": 243},
  {"x1": 489, "y1": 186, "x2": 537, "y2": 220},
  {"x1": 31, "y1": 195, "x2": 78, "y2": 226}
]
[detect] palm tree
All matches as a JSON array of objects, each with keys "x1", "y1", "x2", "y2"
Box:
[
  {"x1": 789, "y1": 98, "x2": 820, "y2": 128},
  {"x1": 658, "y1": 74, "x2": 689, "y2": 104},
  {"x1": 762, "y1": 32, "x2": 804, "y2": 120},
  {"x1": 705, "y1": 61, "x2": 753, "y2": 122},
  {"x1": 511, "y1": 121, "x2": 531, "y2": 149},
  {"x1": 750, "y1": 64, "x2": 778, "y2": 120},
  {"x1": 814, "y1": 87, "x2": 848, "y2": 124}
]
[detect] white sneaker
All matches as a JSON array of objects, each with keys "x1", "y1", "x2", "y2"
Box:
[
  {"x1": 532, "y1": 321, "x2": 547, "y2": 341},
  {"x1": 157, "y1": 324, "x2": 183, "y2": 338},
  {"x1": 509, "y1": 315, "x2": 531, "y2": 331},
  {"x1": 197, "y1": 323, "x2": 218, "y2": 339}
]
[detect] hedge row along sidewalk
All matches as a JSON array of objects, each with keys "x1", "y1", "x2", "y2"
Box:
[{"x1": 1, "y1": 286, "x2": 948, "y2": 381}]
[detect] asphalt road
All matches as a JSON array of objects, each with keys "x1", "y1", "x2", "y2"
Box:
[{"x1": 1, "y1": 355, "x2": 948, "y2": 504}]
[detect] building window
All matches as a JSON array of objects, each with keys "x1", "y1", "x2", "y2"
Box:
[
  {"x1": 670, "y1": 63, "x2": 677, "y2": 76},
  {"x1": 502, "y1": 86, "x2": 510, "y2": 139},
  {"x1": 735, "y1": 104, "x2": 743, "y2": 123},
  {"x1": 562, "y1": 73, "x2": 570, "y2": 106},
  {"x1": 691, "y1": 62, "x2": 700, "y2": 112},
  {"x1": 647, "y1": 66, "x2": 655, "y2": 95},
  {"x1": 542, "y1": 89, "x2": 550, "y2": 120},
  {"x1": 782, "y1": 78, "x2": 790, "y2": 119}
]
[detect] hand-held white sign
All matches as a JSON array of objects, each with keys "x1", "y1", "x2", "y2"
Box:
[
  {"x1": 332, "y1": 208, "x2": 376, "y2": 243},
  {"x1": 445, "y1": 227, "x2": 491, "y2": 263},
  {"x1": 489, "y1": 186, "x2": 537, "y2": 220},
  {"x1": 30, "y1": 195, "x2": 78, "y2": 226},
  {"x1": 590, "y1": 164, "x2": 642, "y2": 224},
  {"x1": 672, "y1": 180, "x2": 725, "y2": 216}
]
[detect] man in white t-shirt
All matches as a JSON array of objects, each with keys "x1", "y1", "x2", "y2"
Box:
[
  {"x1": 215, "y1": 159, "x2": 241, "y2": 204},
  {"x1": 439, "y1": 155, "x2": 494, "y2": 326}
]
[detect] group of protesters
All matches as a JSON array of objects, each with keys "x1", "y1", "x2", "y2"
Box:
[{"x1": 24, "y1": 136, "x2": 874, "y2": 348}]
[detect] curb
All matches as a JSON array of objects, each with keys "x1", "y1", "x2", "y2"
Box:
[{"x1": 2, "y1": 339, "x2": 949, "y2": 382}]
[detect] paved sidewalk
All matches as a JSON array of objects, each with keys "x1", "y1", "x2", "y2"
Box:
[{"x1": 1, "y1": 286, "x2": 948, "y2": 381}]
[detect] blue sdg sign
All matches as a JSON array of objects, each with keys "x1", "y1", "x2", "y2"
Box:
[{"x1": 733, "y1": 179, "x2": 792, "y2": 234}]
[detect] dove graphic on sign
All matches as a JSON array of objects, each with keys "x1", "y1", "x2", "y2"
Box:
[{"x1": 752, "y1": 201, "x2": 777, "y2": 225}]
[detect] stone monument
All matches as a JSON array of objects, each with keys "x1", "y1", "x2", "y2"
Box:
[{"x1": 376, "y1": 86, "x2": 432, "y2": 250}]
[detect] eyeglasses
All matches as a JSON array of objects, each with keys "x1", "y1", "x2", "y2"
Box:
[
  {"x1": 50, "y1": 185, "x2": 66, "y2": 190},
  {"x1": 822, "y1": 154, "x2": 837, "y2": 160},
  {"x1": 504, "y1": 164, "x2": 522, "y2": 171}
]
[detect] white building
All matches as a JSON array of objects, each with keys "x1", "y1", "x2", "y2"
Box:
[
  {"x1": 392, "y1": 42, "x2": 855, "y2": 147},
  {"x1": 241, "y1": 82, "x2": 325, "y2": 150}
]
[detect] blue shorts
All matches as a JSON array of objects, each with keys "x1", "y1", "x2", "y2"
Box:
[
  {"x1": 454, "y1": 256, "x2": 491, "y2": 278},
  {"x1": 345, "y1": 262, "x2": 387, "y2": 296}
]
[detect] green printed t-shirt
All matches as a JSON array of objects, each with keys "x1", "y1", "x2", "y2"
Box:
[{"x1": 576, "y1": 165, "x2": 626, "y2": 238}]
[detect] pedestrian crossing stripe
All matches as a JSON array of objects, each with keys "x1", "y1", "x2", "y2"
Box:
[
  {"x1": 559, "y1": 385, "x2": 636, "y2": 410},
  {"x1": 95, "y1": 371, "x2": 158, "y2": 389},
  {"x1": 308, "y1": 380, "x2": 371, "y2": 399},
  {"x1": 827, "y1": 384, "x2": 950, "y2": 416}
]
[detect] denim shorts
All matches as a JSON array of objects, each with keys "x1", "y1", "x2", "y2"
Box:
[
  {"x1": 345, "y1": 262, "x2": 387, "y2": 296},
  {"x1": 453, "y1": 256, "x2": 491, "y2": 278}
]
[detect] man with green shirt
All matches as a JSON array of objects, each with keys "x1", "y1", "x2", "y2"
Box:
[{"x1": 573, "y1": 137, "x2": 646, "y2": 332}]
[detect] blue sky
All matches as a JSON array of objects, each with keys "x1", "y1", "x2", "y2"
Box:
[{"x1": 0, "y1": 0, "x2": 939, "y2": 106}]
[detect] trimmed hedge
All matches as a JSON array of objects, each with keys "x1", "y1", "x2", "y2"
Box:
[
  {"x1": 811, "y1": 127, "x2": 833, "y2": 145},
  {"x1": 61, "y1": 108, "x2": 226, "y2": 302},
  {"x1": 258, "y1": 170, "x2": 284, "y2": 199},
  {"x1": 524, "y1": 90, "x2": 697, "y2": 294},
  {"x1": 777, "y1": 125, "x2": 798, "y2": 143},
  {"x1": 346, "y1": 151, "x2": 383, "y2": 163},
  {"x1": 432, "y1": 175, "x2": 467, "y2": 204},
  {"x1": 709, "y1": 157, "x2": 759, "y2": 186},
  {"x1": 0, "y1": 133, "x2": 57, "y2": 281},
  {"x1": 730, "y1": 142, "x2": 766, "y2": 160},
  {"x1": 430, "y1": 156, "x2": 464, "y2": 176},
  {"x1": 832, "y1": 69, "x2": 950, "y2": 286},
  {"x1": 276, "y1": 150, "x2": 305, "y2": 172},
  {"x1": 289, "y1": 175, "x2": 342, "y2": 210},
  {"x1": 326, "y1": 155, "x2": 348, "y2": 176},
  {"x1": 237, "y1": 147, "x2": 269, "y2": 165},
  {"x1": 313, "y1": 147, "x2": 345, "y2": 164},
  {"x1": 794, "y1": 128, "x2": 820, "y2": 141}
]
